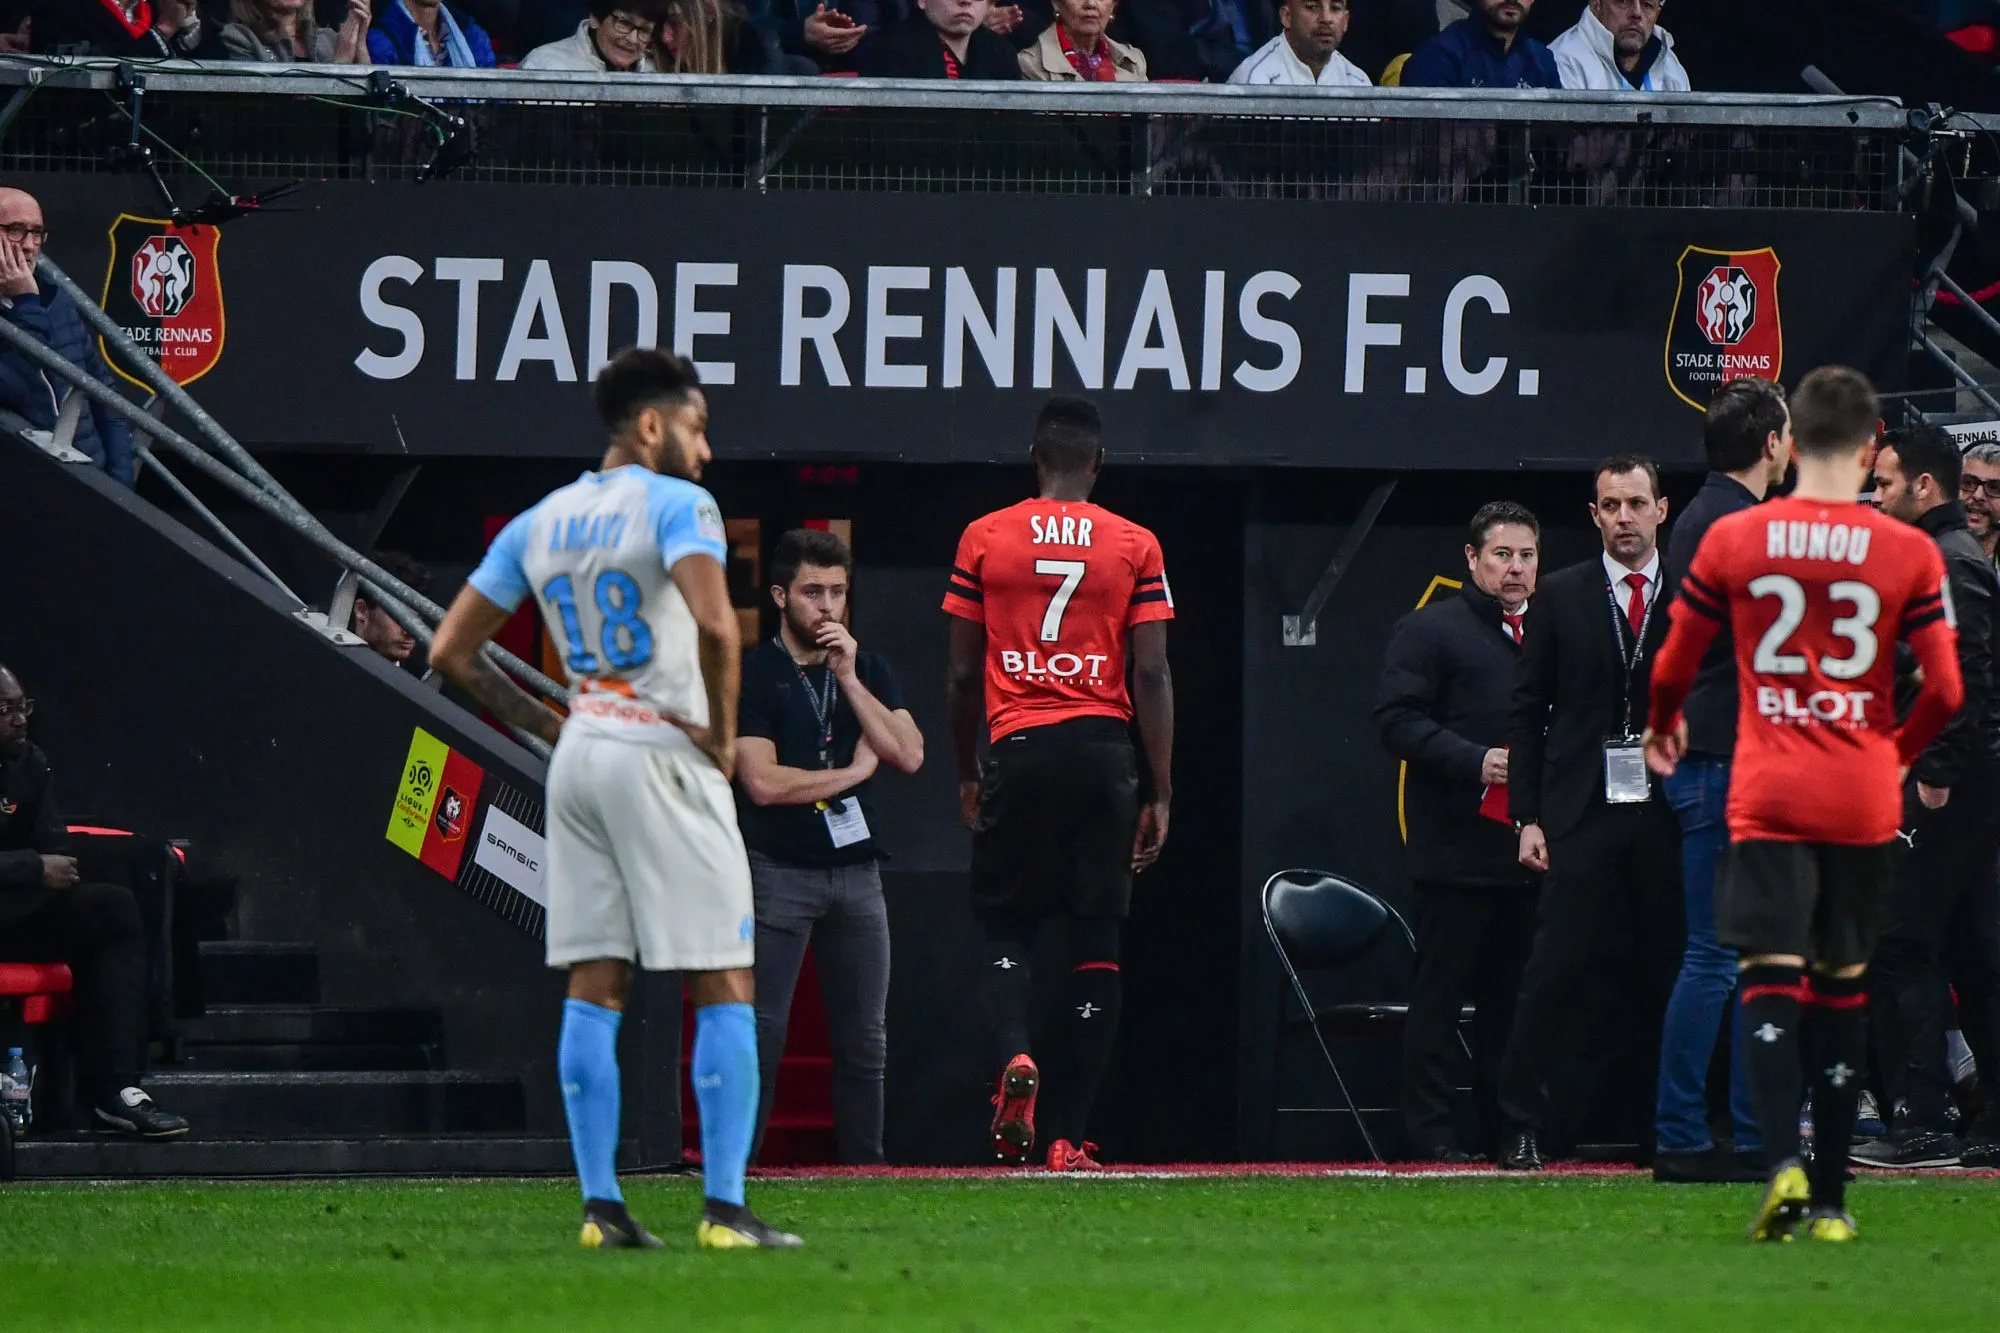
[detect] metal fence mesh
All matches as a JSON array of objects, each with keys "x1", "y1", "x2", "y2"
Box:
[{"x1": 0, "y1": 85, "x2": 1899, "y2": 208}]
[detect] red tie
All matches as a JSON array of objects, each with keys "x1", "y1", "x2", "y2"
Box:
[
  {"x1": 1503, "y1": 613, "x2": 1524, "y2": 643},
  {"x1": 1623, "y1": 572, "x2": 1648, "y2": 633}
]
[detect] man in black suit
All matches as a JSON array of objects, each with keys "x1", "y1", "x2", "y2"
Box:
[
  {"x1": 1375, "y1": 501, "x2": 1540, "y2": 1162},
  {"x1": 1499, "y1": 456, "x2": 1686, "y2": 1170},
  {"x1": 859, "y1": 0, "x2": 1020, "y2": 75}
]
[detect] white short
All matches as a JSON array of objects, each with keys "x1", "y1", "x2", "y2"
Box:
[{"x1": 544, "y1": 732, "x2": 754, "y2": 972}]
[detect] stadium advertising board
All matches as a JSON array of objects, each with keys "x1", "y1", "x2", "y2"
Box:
[{"x1": 41, "y1": 180, "x2": 1912, "y2": 467}]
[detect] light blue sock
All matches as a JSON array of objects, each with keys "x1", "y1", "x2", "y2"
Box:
[
  {"x1": 692, "y1": 1002, "x2": 758, "y2": 1207},
  {"x1": 557, "y1": 998, "x2": 623, "y2": 1205}
]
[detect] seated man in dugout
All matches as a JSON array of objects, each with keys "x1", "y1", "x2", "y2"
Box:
[{"x1": 0, "y1": 665, "x2": 189, "y2": 1139}]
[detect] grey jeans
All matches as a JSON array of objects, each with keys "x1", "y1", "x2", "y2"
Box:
[{"x1": 749, "y1": 852, "x2": 890, "y2": 1164}]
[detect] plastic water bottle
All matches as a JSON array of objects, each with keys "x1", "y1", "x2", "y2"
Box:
[{"x1": 2, "y1": 1048, "x2": 30, "y2": 1132}]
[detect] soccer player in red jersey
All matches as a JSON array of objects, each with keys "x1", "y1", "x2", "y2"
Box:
[
  {"x1": 1645, "y1": 366, "x2": 1964, "y2": 1243},
  {"x1": 943, "y1": 396, "x2": 1175, "y2": 1171}
]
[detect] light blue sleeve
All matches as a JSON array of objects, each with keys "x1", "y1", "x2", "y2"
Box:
[
  {"x1": 649, "y1": 478, "x2": 729, "y2": 573},
  {"x1": 467, "y1": 508, "x2": 535, "y2": 611}
]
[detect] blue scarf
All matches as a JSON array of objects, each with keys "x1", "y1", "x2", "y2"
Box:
[{"x1": 401, "y1": 0, "x2": 476, "y2": 66}]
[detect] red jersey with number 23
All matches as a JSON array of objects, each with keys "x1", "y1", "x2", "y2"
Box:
[
  {"x1": 1647, "y1": 496, "x2": 1962, "y2": 846},
  {"x1": 943, "y1": 499, "x2": 1174, "y2": 742}
]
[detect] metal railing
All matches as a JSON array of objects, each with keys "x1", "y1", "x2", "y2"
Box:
[
  {"x1": 0, "y1": 250, "x2": 566, "y2": 758},
  {"x1": 0, "y1": 59, "x2": 1909, "y2": 207}
]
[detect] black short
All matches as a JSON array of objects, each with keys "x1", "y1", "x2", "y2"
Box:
[
  {"x1": 971, "y1": 717, "x2": 1140, "y2": 920},
  {"x1": 1716, "y1": 839, "x2": 1898, "y2": 967}
]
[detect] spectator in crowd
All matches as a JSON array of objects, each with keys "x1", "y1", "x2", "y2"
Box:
[
  {"x1": 1961, "y1": 441, "x2": 2000, "y2": 571},
  {"x1": 1228, "y1": 0, "x2": 1371, "y2": 84},
  {"x1": 0, "y1": 666, "x2": 190, "y2": 1140},
  {"x1": 350, "y1": 552, "x2": 433, "y2": 669},
  {"x1": 1859, "y1": 424, "x2": 2000, "y2": 1170},
  {"x1": 1374, "y1": 502, "x2": 1540, "y2": 1163},
  {"x1": 1650, "y1": 376, "x2": 1789, "y2": 1185},
  {"x1": 1500, "y1": 456, "x2": 1684, "y2": 1171},
  {"x1": 863, "y1": 0, "x2": 1019, "y2": 77},
  {"x1": 25, "y1": 0, "x2": 224, "y2": 57},
  {"x1": 368, "y1": 0, "x2": 498, "y2": 64},
  {"x1": 0, "y1": 189, "x2": 134, "y2": 490},
  {"x1": 223, "y1": 0, "x2": 373, "y2": 60},
  {"x1": 735, "y1": 530, "x2": 924, "y2": 1165},
  {"x1": 1549, "y1": 0, "x2": 1688, "y2": 90},
  {"x1": 755, "y1": 0, "x2": 883, "y2": 71},
  {"x1": 1118, "y1": 0, "x2": 1272, "y2": 81},
  {"x1": 519, "y1": 0, "x2": 664, "y2": 67},
  {"x1": 1019, "y1": 0, "x2": 1143, "y2": 78},
  {"x1": 1400, "y1": 0, "x2": 1557, "y2": 87},
  {"x1": 653, "y1": 0, "x2": 796, "y2": 73}
]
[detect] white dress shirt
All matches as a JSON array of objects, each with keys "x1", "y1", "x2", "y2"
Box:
[
  {"x1": 1228, "y1": 34, "x2": 1372, "y2": 87},
  {"x1": 1602, "y1": 548, "x2": 1662, "y2": 622}
]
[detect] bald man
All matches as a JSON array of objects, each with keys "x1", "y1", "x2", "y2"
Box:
[{"x1": 0, "y1": 187, "x2": 135, "y2": 487}]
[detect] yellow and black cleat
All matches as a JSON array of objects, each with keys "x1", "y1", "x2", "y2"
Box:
[
  {"x1": 1803, "y1": 1207, "x2": 1859, "y2": 1242},
  {"x1": 579, "y1": 1199, "x2": 664, "y2": 1250},
  {"x1": 697, "y1": 1202, "x2": 804, "y2": 1250},
  {"x1": 1747, "y1": 1161, "x2": 1812, "y2": 1243}
]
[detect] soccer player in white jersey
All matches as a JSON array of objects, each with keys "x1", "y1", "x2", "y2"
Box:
[{"x1": 431, "y1": 349, "x2": 801, "y2": 1251}]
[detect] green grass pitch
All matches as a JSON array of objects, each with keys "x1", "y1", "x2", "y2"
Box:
[{"x1": 4, "y1": 1173, "x2": 1998, "y2": 1330}]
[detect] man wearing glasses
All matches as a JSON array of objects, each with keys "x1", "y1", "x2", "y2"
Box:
[
  {"x1": 1960, "y1": 442, "x2": 2000, "y2": 573},
  {"x1": 1550, "y1": 0, "x2": 1690, "y2": 91},
  {"x1": 0, "y1": 667, "x2": 189, "y2": 1139},
  {"x1": 520, "y1": 0, "x2": 666, "y2": 68},
  {"x1": 0, "y1": 187, "x2": 134, "y2": 487}
]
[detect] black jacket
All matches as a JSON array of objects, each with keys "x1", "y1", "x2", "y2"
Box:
[
  {"x1": 1910, "y1": 501, "x2": 2000, "y2": 787},
  {"x1": 1509, "y1": 555, "x2": 1672, "y2": 840},
  {"x1": 1115, "y1": 0, "x2": 1277, "y2": 81},
  {"x1": 0, "y1": 743, "x2": 68, "y2": 927},
  {"x1": 27, "y1": 0, "x2": 225, "y2": 57},
  {"x1": 1664, "y1": 473, "x2": 1760, "y2": 758},
  {"x1": 858, "y1": 18, "x2": 1020, "y2": 77},
  {"x1": 1374, "y1": 584, "x2": 1531, "y2": 888}
]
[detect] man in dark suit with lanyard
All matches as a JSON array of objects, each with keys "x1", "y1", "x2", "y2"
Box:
[{"x1": 1499, "y1": 455, "x2": 1686, "y2": 1170}]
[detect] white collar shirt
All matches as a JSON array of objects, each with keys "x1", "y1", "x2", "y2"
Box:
[{"x1": 1227, "y1": 34, "x2": 1372, "y2": 87}]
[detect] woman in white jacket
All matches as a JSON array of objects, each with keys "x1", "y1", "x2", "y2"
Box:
[{"x1": 1549, "y1": 0, "x2": 1689, "y2": 91}]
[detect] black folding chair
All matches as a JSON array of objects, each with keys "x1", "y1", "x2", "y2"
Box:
[{"x1": 1261, "y1": 868, "x2": 1469, "y2": 1163}]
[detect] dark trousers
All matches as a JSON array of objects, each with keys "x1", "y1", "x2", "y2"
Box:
[
  {"x1": 1870, "y1": 768, "x2": 2000, "y2": 1131},
  {"x1": 748, "y1": 853, "x2": 891, "y2": 1165},
  {"x1": 1403, "y1": 882, "x2": 1538, "y2": 1158},
  {"x1": 2, "y1": 882, "x2": 146, "y2": 1100},
  {"x1": 1499, "y1": 800, "x2": 1685, "y2": 1148}
]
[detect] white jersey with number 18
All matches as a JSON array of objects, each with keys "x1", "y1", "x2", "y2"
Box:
[{"x1": 467, "y1": 464, "x2": 728, "y2": 747}]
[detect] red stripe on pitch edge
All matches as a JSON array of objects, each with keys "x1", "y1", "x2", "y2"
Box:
[
  {"x1": 747, "y1": 1160, "x2": 1642, "y2": 1181},
  {"x1": 1806, "y1": 990, "x2": 1867, "y2": 1010},
  {"x1": 1740, "y1": 984, "x2": 1807, "y2": 1003},
  {"x1": 1074, "y1": 961, "x2": 1121, "y2": 973}
]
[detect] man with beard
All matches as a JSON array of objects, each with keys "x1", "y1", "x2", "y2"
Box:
[
  {"x1": 1228, "y1": 0, "x2": 1371, "y2": 86},
  {"x1": 734, "y1": 528, "x2": 924, "y2": 1165},
  {"x1": 1550, "y1": 0, "x2": 1690, "y2": 91},
  {"x1": 1401, "y1": 0, "x2": 1557, "y2": 88},
  {"x1": 1959, "y1": 442, "x2": 2000, "y2": 573}
]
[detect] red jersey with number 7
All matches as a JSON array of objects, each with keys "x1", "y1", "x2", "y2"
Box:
[
  {"x1": 943, "y1": 498, "x2": 1174, "y2": 741},
  {"x1": 1647, "y1": 496, "x2": 1962, "y2": 846}
]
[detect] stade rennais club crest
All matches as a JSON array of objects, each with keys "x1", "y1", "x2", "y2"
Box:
[
  {"x1": 1664, "y1": 245, "x2": 1782, "y2": 410},
  {"x1": 99, "y1": 215, "x2": 226, "y2": 388}
]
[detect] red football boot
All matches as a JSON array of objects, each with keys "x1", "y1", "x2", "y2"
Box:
[
  {"x1": 1045, "y1": 1139, "x2": 1102, "y2": 1172},
  {"x1": 989, "y1": 1054, "x2": 1040, "y2": 1163}
]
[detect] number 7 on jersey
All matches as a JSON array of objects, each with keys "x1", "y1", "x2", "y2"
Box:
[{"x1": 1035, "y1": 559, "x2": 1086, "y2": 642}]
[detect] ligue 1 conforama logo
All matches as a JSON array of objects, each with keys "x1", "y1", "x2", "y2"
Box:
[
  {"x1": 101, "y1": 215, "x2": 226, "y2": 388},
  {"x1": 1665, "y1": 246, "x2": 1782, "y2": 411}
]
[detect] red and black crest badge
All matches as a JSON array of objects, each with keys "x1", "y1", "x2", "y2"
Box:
[
  {"x1": 1664, "y1": 246, "x2": 1782, "y2": 411},
  {"x1": 434, "y1": 786, "x2": 470, "y2": 844},
  {"x1": 100, "y1": 215, "x2": 226, "y2": 389}
]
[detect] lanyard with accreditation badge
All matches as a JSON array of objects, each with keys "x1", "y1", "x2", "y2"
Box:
[
  {"x1": 1602, "y1": 576, "x2": 1656, "y2": 805},
  {"x1": 781, "y1": 639, "x2": 872, "y2": 848}
]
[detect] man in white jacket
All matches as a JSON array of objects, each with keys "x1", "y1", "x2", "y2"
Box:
[
  {"x1": 1550, "y1": 0, "x2": 1689, "y2": 91},
  {"x1": 1228, "y1": 0, "x2": 1370, "y2": 87}
]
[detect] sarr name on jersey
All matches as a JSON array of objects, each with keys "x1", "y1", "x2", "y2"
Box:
[
  {"x1": 1757, "y1": 685, "x2": 1876, "y2": 726},
  {"x1": 999, "y1": 649, "x2": 1110, "y2": 681},
  {"x1": 1030, "y1": 515, "x2": 1094, "y2": 547}
]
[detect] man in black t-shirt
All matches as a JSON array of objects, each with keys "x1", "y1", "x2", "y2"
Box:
[{"x1": 736, "y1": 529, "x2": 925, "y2": 1164}]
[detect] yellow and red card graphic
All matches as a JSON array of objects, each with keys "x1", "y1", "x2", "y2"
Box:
[{"x1": 386, "y1": 727, "x2": 485, "y2": 881}]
